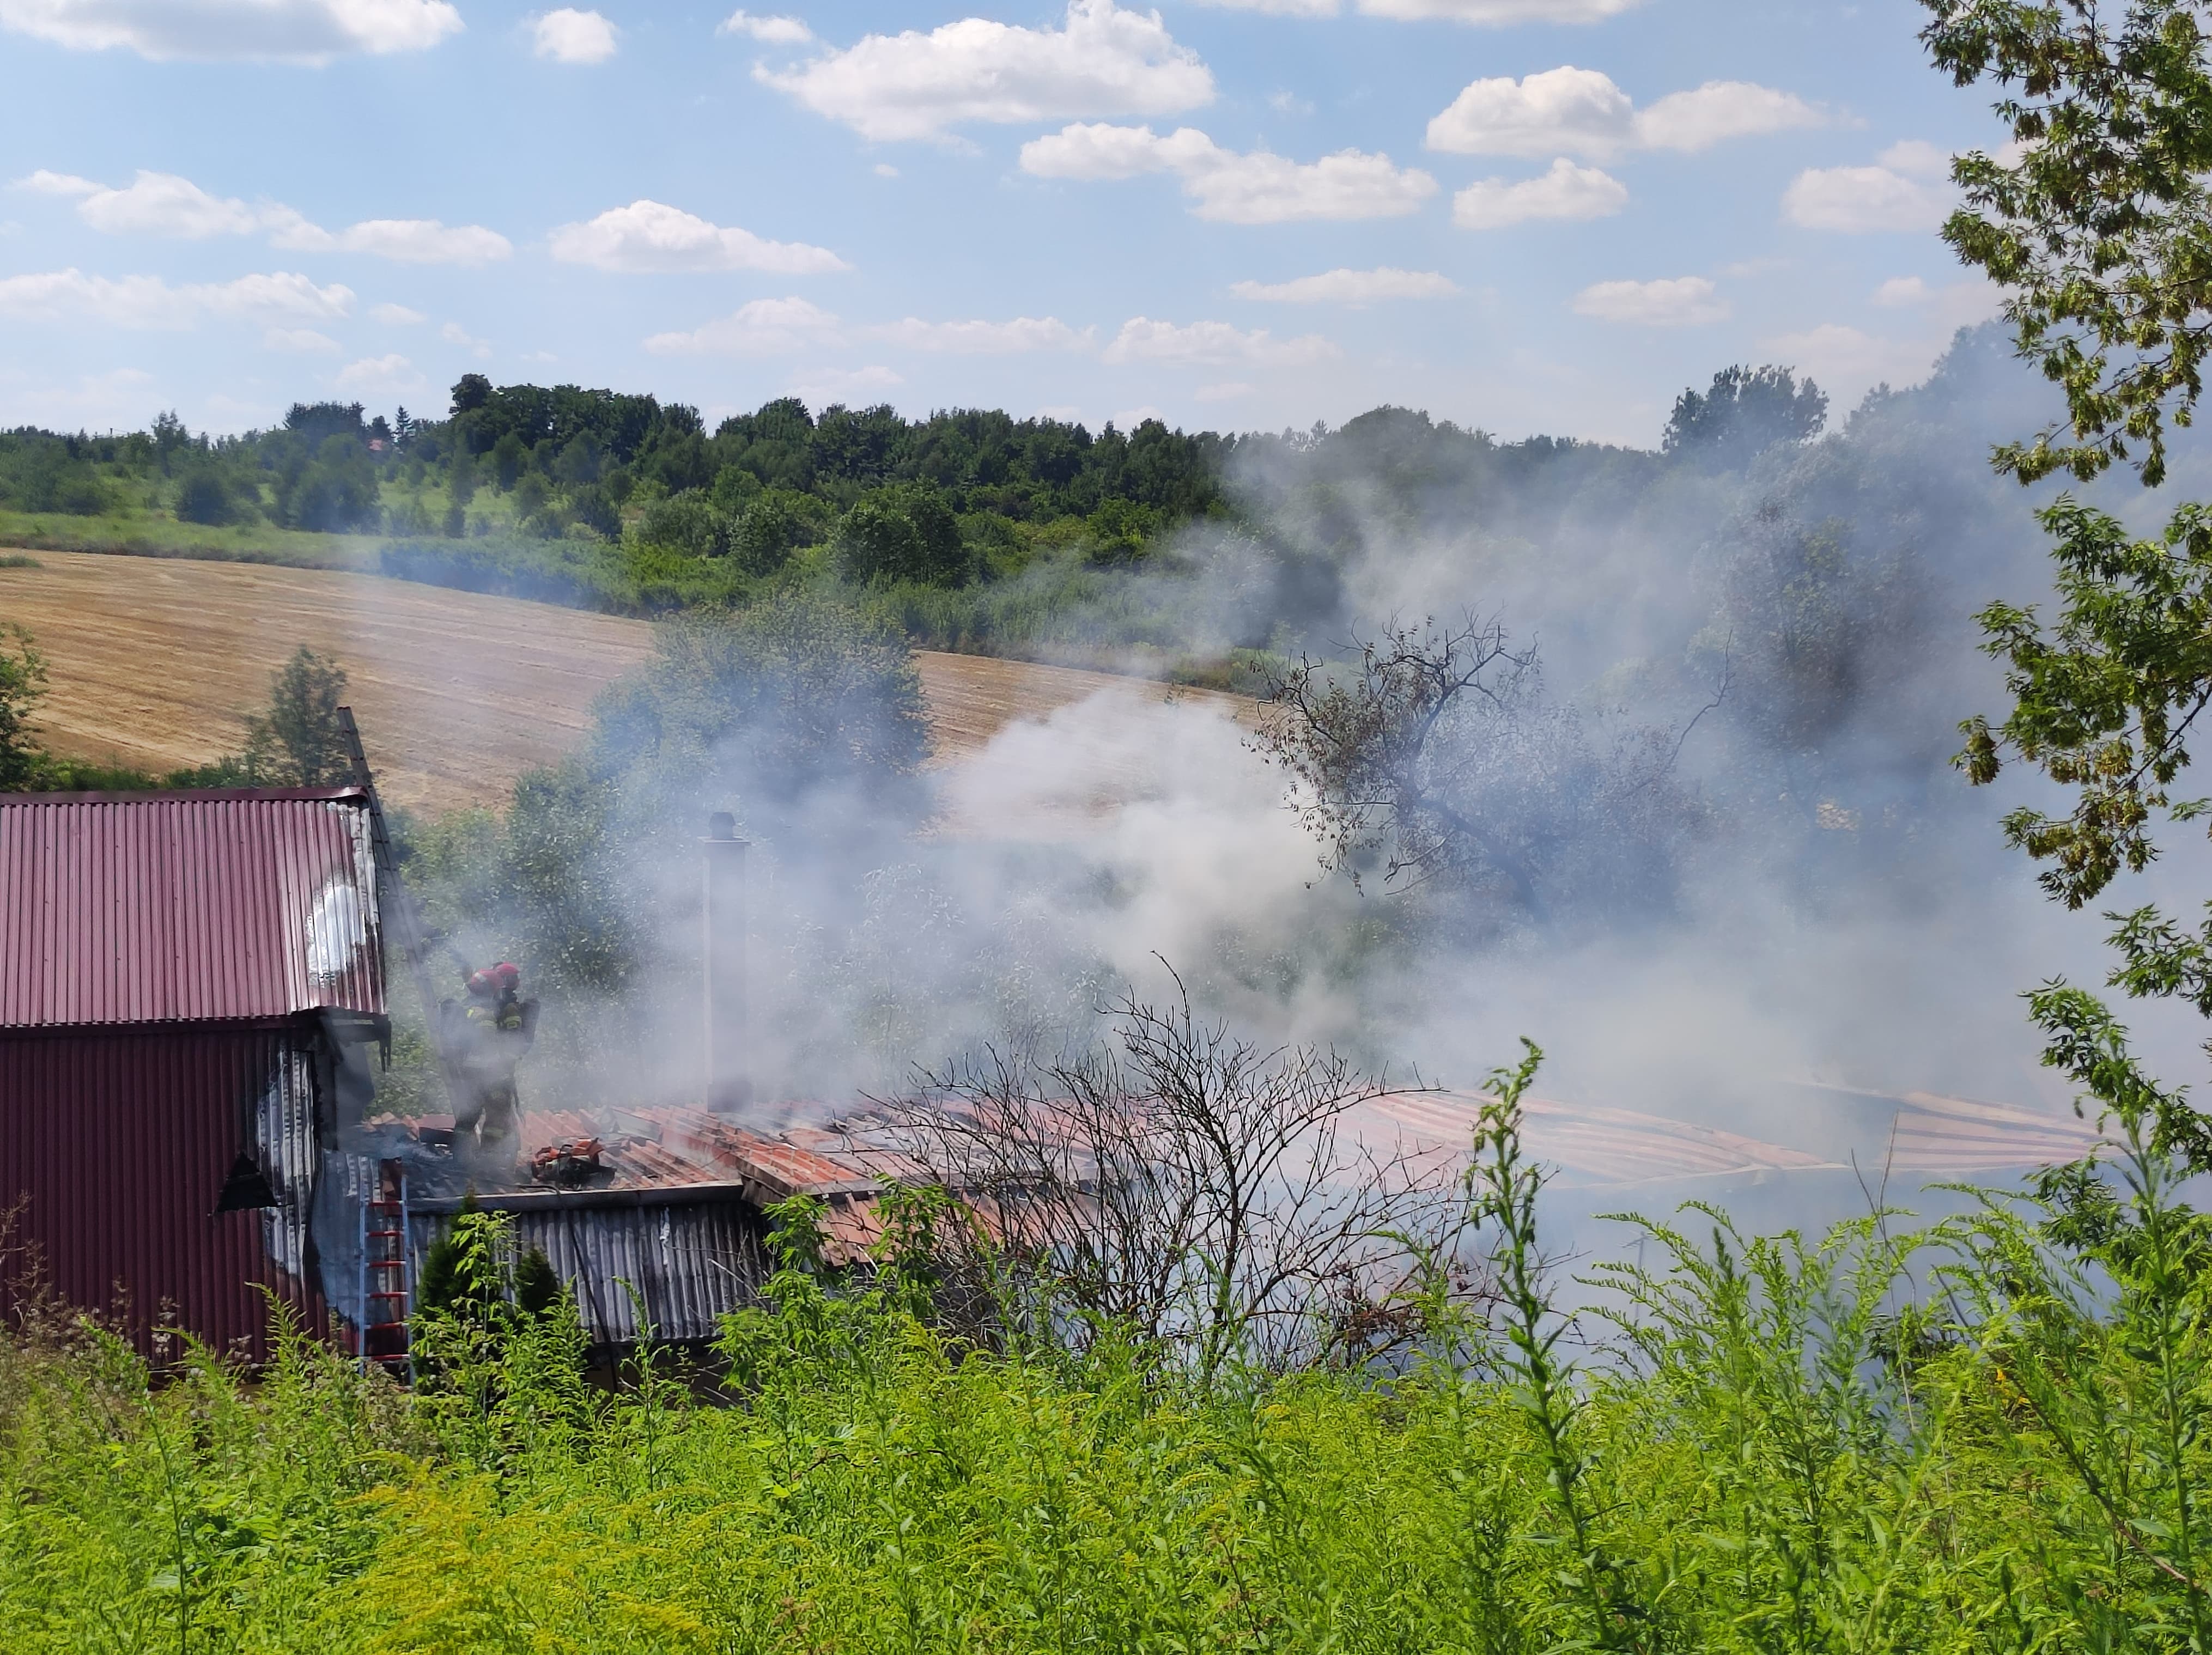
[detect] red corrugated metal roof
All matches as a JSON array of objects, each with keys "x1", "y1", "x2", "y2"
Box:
[{"x1": 0, "y1": 788, "x2": 384, "y2": 1029}]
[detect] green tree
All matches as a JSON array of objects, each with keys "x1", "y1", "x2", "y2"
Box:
[
  {"x1": 490, "y1": 433, "x2": 527, "y2": 493},
  {"x1": 174, "y1": 469, "x2": 232, "y2": 526},
  {"x1": 731, "y1": 492, "x2": 805, "y2": 575},
  {"x1": 1662, "y1": 364, "x2": 1828, "y2": 470},
  {"x1": 0, "y1": 624, "x2": 51, "y2": 791},
  {"x1": 1933, "y1": 0, "x2": 2212, "y2": 1168},
  {"x1": 588, "y1": 590, "x2": 930, "y2": 811},
  {"x1": 243, "y1": 647, "x2": 352, "y2": 787},
  {"x1": 1924, "y1": 0, "x2": 2212, "y2": 484},
  {"x1": 637, "y1": 490, "x2": 732, "y2": 558},
  {"x1": 709, "y1": 464, "x2": 761, "y2": 516},
  {"x1": 568, "y1": 483, "x2": 620, "y2": 542},
  {"x1": 1086, "y1": 496, "x2": 1160, "y2": 563},
  {"x1": 834, "y1": 483, "x2": 969, "y2": 586},
  {"x1": 450, "y1": 373, "x2": 493, "y2": 416}
]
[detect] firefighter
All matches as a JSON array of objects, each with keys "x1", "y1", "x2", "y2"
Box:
[{"x1": 439, "y1": 960, "x2": 538, "y2": 1158}]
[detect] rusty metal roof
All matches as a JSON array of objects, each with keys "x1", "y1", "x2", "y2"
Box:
[
  {"x1": 1352, "y1": 1085, "x2": 2110, "y2": 1188},
  {"x1": 390, "y1": 1106, "x2": 910, "y2": 1262},
  {"x1": 0, "y1": 788, "x2": 384, "y2": 1030}
]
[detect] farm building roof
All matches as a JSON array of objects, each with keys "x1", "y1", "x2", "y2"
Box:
[
  {"x1": 1352, "y1": 1085, "x2": 2110, "y2": 1187},
  {"x1": 0, "y1": 788, "x2": 384, "y2": 1030},
  {"x1": 384, "y1": 1106, "x2": 915, "y2": 1263}
]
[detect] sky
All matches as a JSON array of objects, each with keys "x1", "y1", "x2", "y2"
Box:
[{"x1": 0, "y1": 0, "x2": 2007, "y2": 446}]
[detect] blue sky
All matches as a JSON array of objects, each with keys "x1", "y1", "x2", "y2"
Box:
[{"x1": 0, "y1": 0, "x2": 2006, "y2": 444}]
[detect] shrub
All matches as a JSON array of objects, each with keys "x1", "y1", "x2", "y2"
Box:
[
  {"x1": 568, "y1": 483, "x2": 621, "y2": 543},
  {"x1": 173, "y1": 469, "x2": 230, "y2": 526},
  {"x1": 731, "y1": 492, "x2": 805, "y2": 575},
  {"x1": 835, "y1": 483, "x2": 970, "y2": 586},
  {"x1": 637, "y1": 489, "x2": 732, "y2": 558}
]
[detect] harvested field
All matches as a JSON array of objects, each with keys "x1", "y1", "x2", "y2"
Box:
[{"x1": 0, "y1": 551, "x2": 1253, "y2": 818}]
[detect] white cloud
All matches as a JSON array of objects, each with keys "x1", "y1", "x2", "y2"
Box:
[
  {"x1": 1759, "y1": 322, "x2": 1936, "y2": 394},
  {"x1": 15, "y1": 169, "x2": 509, "y2": 264},
  {"x1": 548, "y1": 200, "x2": 847, "y2": 275},
  {"x1": 1103, "y1": 316, "x2": 1339, "y2": 367},
  {"x1": 1877, "y1": 139, "x2": 1951, "y2": 176},
  {"x1": 1453, "y1": 156, "x2": 1626, "y2": 228},
  {"x1": 335, "y1": 353, "x2": 428, "y2": 394},
  {"x1": 1571, "y1": 275, "x2": 1727, "y2": 326},
  {"x1": 1782, "y1": 162, "x2": 1949, "y2": 232},
  {"x1": 16, "y1": 168, "x2": 260, "y2": 237},
  {"x1": 1230, "y1": 266, "x2": 1459, "y2": 303},
  {"x1": 332, "y1": 219, "x2": 512, "y2": 265},
  {"x1": 263, "y1": 326, "x2": 341, "y2": 352},
  {"x1": 1871, "y1": 273, "x2": 2003, "y2": 327},
  {"x1": 759, "y1": 0, "x2": 1214, "y2": 143},
  {"x1": 791, "y1": 364, "x2": 904, "y2": 404},
  {"x1": 871, "y1": 316, "x2": 1090, "y2": 353},
  {"x1": 0, "y1": 0, "x2": 461, "y2": 62},
  {"x1": 0, "y1": 267, "x2": 354, "y2": 328},
  {"x1": 1198, "y1": 0, "x2": 1644, "y2": 17},
  {"x1": 1634, "y1": 82, "x2": 1827, "y2": 152},
  {"x1": 1870, "y1": 275, "x2": 1933, "y2": 306},
  {"x1": 533, "y1": 7, "x2": 616, "y2": 63},
  {"x1": 720, "y1": 8, "x2": 811, "y2": 42},
  {"x1": 874, "y1": 163, "x2": 900, "y2": 178},
  {"x1": 16, "y1": 169, "x2": 94, "y2": 194},
  {"x1": 1194, "y1": 380, "x2": 1256, "y2": 400},
  {"x1": 1021, "y1": 123, "x2": 1433, "y2": 223},
  {"x1": 1359, "y1": 0, "x2": 1642, "y2": 16},
  {"x1": 369, "y1": 301, "x2": 425, "y2": 324},
  {"x1": 1427, "y1": 66, "x2": 1630, "y2": 157},
  {"x1": 441, "y1": 320, "x2": 491, "y2": 359},
  {"x1": 1268, "y1": 89, "x2": 1315, "y2": 114},
  {"x1": 644, "y1": 296, "x2": 843, "y2": 356},
  {"x1": 0, "y1": 366, "x2": 157, "y2": 430},
  {"x1": 1426, "y1": 65, "x2": 1822, "y2": 160}
]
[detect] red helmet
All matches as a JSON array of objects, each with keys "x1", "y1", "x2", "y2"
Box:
[{"x1": 467, "y1": 961, "x2": 521, "y2": 997}]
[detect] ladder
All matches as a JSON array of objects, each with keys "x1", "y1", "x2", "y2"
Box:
[{"x1": 356, "y1": 1158, "x2": 412, "y2": 1377}]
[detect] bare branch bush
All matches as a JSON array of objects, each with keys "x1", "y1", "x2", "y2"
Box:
[
  {"x1": 892, "y1": 978, "x2": 1479, "y2": 1380},
  {"x1": 1256, "y1": 613, "x2": 1713, "y2": 929}
]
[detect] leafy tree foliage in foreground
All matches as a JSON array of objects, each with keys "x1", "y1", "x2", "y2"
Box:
[
  {"x1": 1936, "y1": 0, "x2": 2212, "y2": 1187},
  {"x1": 1924, "y1": 0, "x2": 2212, "y2": 485}
]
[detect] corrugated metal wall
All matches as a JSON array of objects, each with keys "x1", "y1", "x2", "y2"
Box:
[
  {"x1": 0, "y1": 1027, "x2": 323, "y2": 1361},
  {"x1": 0, "y1": 790, "x2": 382, "y2": 1029},
  {"x1": 409, "y1": 1200, "x2": 770, "y2": 1345}
]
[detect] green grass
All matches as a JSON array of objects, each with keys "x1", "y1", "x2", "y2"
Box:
[
  {"x1": 0, "y1": 507, "x2": 385, "y2": 570},
  {"x1": 3, "y1": 1091, "x2": 2206, "y2": 1655}
]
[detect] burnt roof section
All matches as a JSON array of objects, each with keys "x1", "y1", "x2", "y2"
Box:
[
  {"x1": 388, "y1": 1105, "x2": 910, "y2": 1262},
  {"x1": 0, "y1": 788, "x2": 385, "y2": 1030}
]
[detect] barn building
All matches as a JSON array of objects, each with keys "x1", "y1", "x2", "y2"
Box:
[{"x1": 0, "y1": 786, "x2": 388, "y2": 1360}]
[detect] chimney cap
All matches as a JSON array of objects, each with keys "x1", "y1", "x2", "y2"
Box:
[{"x1": 706, "y1": 810, "x2": 738, "y2": 842}]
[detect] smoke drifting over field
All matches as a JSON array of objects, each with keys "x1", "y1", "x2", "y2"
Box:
[{"x1": 412, "y1": 322, "x2": 2212, "y2": 1182}]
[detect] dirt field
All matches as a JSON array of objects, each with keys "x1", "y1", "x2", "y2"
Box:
[{"x1": 0, "y1": 551, "x2": 1251, "y2": 817}]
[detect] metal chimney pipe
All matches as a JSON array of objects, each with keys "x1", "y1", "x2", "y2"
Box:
[{"x1": 702, "y1": 812, "x2": 749, "y2": 1115}]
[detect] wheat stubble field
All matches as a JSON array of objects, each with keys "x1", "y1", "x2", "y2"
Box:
[{"x1": 0, "y1": 551, "x2": 1249, "y2": 818}]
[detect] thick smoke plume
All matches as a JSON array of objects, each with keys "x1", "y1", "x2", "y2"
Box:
[{"x1": 393, "y1": 324, "x2": 2212, "y2": 1212}]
